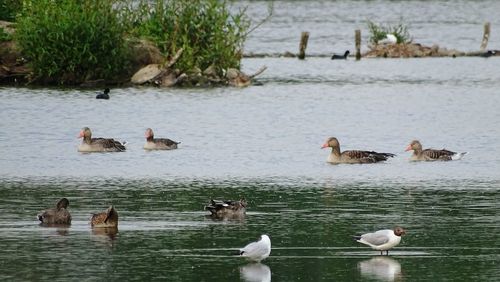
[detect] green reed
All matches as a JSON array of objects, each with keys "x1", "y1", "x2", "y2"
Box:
[
  {"x1": 15, "y1": 0, "x2": 129, "y2": 84},
  {"x1": 368, "y1": 20, "x2": 412, "y2": 45}
]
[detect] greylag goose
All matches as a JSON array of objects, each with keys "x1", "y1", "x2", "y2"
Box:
[
  {"x1": 239, "y1": 235, "x2": 271, "y2": 262},
  {"x1": 205, "y1": 199, "x2": 247, "y2": 217},
  {"x1": 143, "y1": 128, "x2": 179, "y2": 150},
  {"x1": 91, "y1": 206, "x2": 118, "y2": 228},
  {"x1": 331, "y1": 50, "x2": 350, "y2": 60},
  {"x1": 405, "y1": 140, "x2": 466, "y2": 161},
  {"x1": 354, "y1": 227, "x2": 406, "y2": 255},
  {"x1": 96, "y1": 88, "x2": 110, "y2": 99},
  {"x1": 78, "y1": 127, "x2": 126, "y2": 152},
  {"x1": 321, "y1": 137, "x2": 395, "y2": 164},
  {"x1": 37, "y1": 198, "x2": 72, "y2": 225}
]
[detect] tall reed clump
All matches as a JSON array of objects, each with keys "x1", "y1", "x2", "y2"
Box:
[
  {"x1": 15, "y1": 0, "x2": 129, "y2": 84},
  {"x1": 368, "y1": 20, "x2": 411, "y2": 45},
  {"x1": 130, "y1": 0, "x2": 250, "y2": 76}
]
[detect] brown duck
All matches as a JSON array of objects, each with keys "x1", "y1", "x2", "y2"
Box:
[
  {"x1": 405, "y1": 140, "x2": 467, "y2": 161},
  {"x1": 205, "y1": 199, "x2": 247, "y2": 217},
  {"x1": 143, "y1": 128, "x2": 180, "y2": 150},
  {"x1": 321, "y1": 137, "x2": 395, "y2": 164},
  {"x1": 37, "y1": 198, "x2": 72, "y2": 225},
  {"x1": 90, "y1": 206, "x2": 118, "y2": 228},
  {"x1": 78, "y1": 127, "x2": 126, "y2": 152}
]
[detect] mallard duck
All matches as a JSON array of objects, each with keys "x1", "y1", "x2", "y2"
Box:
[
  {"x1": 90, "y1": 206, "x2": 118, "y2": 228},
  {"x1": 205, "y1": 199, "x2": 247, "y2": 217},
  {"x1": 37, "y1": 198, "x2": 72, "y2": 225}
]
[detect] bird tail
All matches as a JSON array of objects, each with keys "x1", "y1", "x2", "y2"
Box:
[
  {"x1": 353, "y1": 235, "x2": 362, "y2": 241},
  {"x1": 452, "y1": 152, "x2": 467, "y2": 160}
]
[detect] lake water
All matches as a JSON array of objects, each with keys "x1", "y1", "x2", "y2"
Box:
[{"x1": 1, "y1": 1, "x2": 500, "y2": 281}]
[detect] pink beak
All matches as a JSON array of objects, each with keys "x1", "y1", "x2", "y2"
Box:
[
  {"x1": 321, "y1": 143, "x2": 329, "y2": 149},
  {"x1": 77, "y1": 131, "x2": 84, "y2": 138},
  {"x1": 404, "y1": 144, "x2": 412, "y2": 151}
]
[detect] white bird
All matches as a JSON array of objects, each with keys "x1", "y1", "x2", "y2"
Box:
[
  {"x1": 358, "y1": 257, "x2": 402, "y2": 282},
  {"x1": 379, "y1": 33, "x2": 397, "y2": 45},
  {"x1": 354, "y1": 227, "x2": 406, "y2": 255},
  {"x1": 240, "y1": 263, "x2": 271, "y2": 282},
  {"x1": 239, "y1": 235, "x2": 271, "y2": 262}
]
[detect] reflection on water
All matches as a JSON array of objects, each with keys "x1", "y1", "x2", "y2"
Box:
[
  {"x1": 240, "y1": 263, "x2": 271, "y2": 282},
  {"x1": 358, "y1": 257, "x2": 402, "y2": 282}
]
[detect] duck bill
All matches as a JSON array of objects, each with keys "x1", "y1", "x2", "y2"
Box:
[
  {"x1": 321, "y1": 143, "x2": 328, "y2": 149},
  {"x1": 404, "y1": 145, "x2": 412, "y2": 151},
  {"x1": 77, "y1": 131, "x2": 84, "y2": 138}
]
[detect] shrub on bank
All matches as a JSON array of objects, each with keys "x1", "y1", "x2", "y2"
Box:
[
  {"x1": 15, "y1": 0, "x2": 129, "y2": 84},
  {"x1": 0, "y1": 0, "x2": 21, "y2": 21},
  {"x1": 129, "y1": 0, "x2": 250, "y2": 76}
]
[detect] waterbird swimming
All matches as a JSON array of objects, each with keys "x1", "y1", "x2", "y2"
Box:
[
  {"x1": 78, "y1": 127, "x2": 126, "y2": 152},
  {"x1": 143, "y1": 128, "x2": 180, "y2": 150},
  {"x1": 405, "y1": 140, "x2": 467, "y2": 161},
  {"x1": 321, "y1": 137, "x2": 395, "y2": 164},
  {"x1": 37, "y1": 198, "x2": 72, "y2": 225},
  {"x1": 331, "y1": 50, "x2": 350, "y2": 60},
  {"x1": 96, "y1": 88, "x2": 110, "y2": 99}
]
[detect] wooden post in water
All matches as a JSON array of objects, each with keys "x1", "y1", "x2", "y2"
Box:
[
  {"x1": 298, "y1": 32, "x2": 309, "y2": 60},
  {"x1": 355, "y1": 29, "x2": 361, "y2": 60},
  {"x1": 480, "y1": 22, "x2": 490, "y2": 51}
]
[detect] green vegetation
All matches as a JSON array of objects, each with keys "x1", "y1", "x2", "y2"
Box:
[
  {"x1": 0, "y1": 27, "x2": 12, "y2": 42},
  {"x1": 15, "y1": 0, "x2": 129, "y2": 84},
  {"x1": 368, "y1": 20, "x2": 411, "y2": 45},
  {"x1": 128, "y1": 0, "x2": 250, "y2": 76},
  {"x1": 0, "y1": 0, "x2": 21, "y2": 21}
]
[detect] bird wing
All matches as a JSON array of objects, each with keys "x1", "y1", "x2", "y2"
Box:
[
  {"x1": 92, "y1": 138, "x2": 126, "y2": 151},
  {"x1": 240, "y1": 240, "x2": 267, "y2": 257},
  {"x1": 361, "y1": 231, "x2": 390, "y2": 246},
  {"x1": 422, "y1": 148, "x2": 455, "y2": 160},
  {"x1": 343, "y1": 150, "x2": 394, "y2": 162},
  {"x1": 154, "y1": 138, "x2": 179, "y2": 146}
]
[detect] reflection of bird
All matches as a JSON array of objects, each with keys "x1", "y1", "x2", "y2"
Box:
[
  {"x1": 379, "y1": 33, "x2": 397, "y2": 44},
  {"x1": 321, "y1": 137, "x2": 395, "y2": 164},
  {"x1": 405, "y1": 140, "x2": 466, "y2": 161},
  {"x1": 91, "y1": 206, "x2": 118, "y2": 228},
  {"x1": 96, "y1": 88, "x2": 110, "y2": 99},
  {"x1": 358, "y1": 256, "x2": 402, "y2": 282},
  {"x1": 143, "y1": 128, "x2": 180, "y2": 150},
  {"x1": 205, "y1": 199, "x2": 247, "y2": 217},
  {"x1": 240, "y1": 263, "x2": 271, "y2": 282},
  {"x1": 37, "y1": 198, "x2": 72, "y2": 225},
  {"x1": 331, "y1": 50, "x2": 350, "y2": 60},
  {"x1": 78, "y1": 127, "x2": 126, "y2": 152},
  {"x1": 239, "y1": 235, "x2": 271, "y2": 262},
  {"x1": 354, "y1": 227, "x2": 406, "y2": 255}
]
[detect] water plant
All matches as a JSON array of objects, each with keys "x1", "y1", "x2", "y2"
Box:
[
  {"x1": 367, "y1": 20, "x2": 411, "y2": 45},
  {"x1": 128, "y1": 0, "x2": 250, "y2": 76},
  {"x1": 15, "y1": 0, "x2": 130, "y2": 84}
]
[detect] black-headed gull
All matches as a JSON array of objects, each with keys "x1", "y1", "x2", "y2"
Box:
[
  {"x1": 239, "y1": 235, "x2": 271, "y2": 262},
  {"x1": 354, "y1": 227, "x2": 406, "y2": 255},
  {"x1": 405, "y1": 140, "x2": 467, "y2": 161}
]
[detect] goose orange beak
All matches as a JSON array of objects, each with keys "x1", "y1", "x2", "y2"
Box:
[
  {"x1": 404, "y1": 144, "x2": 412, "y2": 151},
  {"x1": 321, "y1": 143, "x2": 329, "y2": 149}
]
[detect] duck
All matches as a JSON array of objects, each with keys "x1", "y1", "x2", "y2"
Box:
[
  {"x1": 405, "y1": 140, "x2": 467, "y2": 161},
  {"x1": 143, "y1": 128, "x2": 180, "y2": 150},
  {"x1": 96, "y1": 88, "x2": 110, "y2": 99},
  {"x1": 37, "y1": 198, "x2": 72, "y2": 225},
  {"x1": 379, "y1": 33, "x2": 397, "y2": 45},
  {"x1": 78, "y1": 127, "x2": 126, "y2": 152},
  {"x1": 354, "y1": 227, "x2": 406, "y2": 255},
  {"x1": 205, "y1": 199, "x2": 247, "y2": 217},
  {"x1": 90, "y1": 206, "x2": 118, "y2": 228},
  {"x1": 331, "y1": 50, "x2": 350, "y2": 60},
  {"x1": 239, "y1": 235, "x2": 271, "y2": 262},
  {"x1": 321, "y1": 137, "x2": 395, "y2": 164}
]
